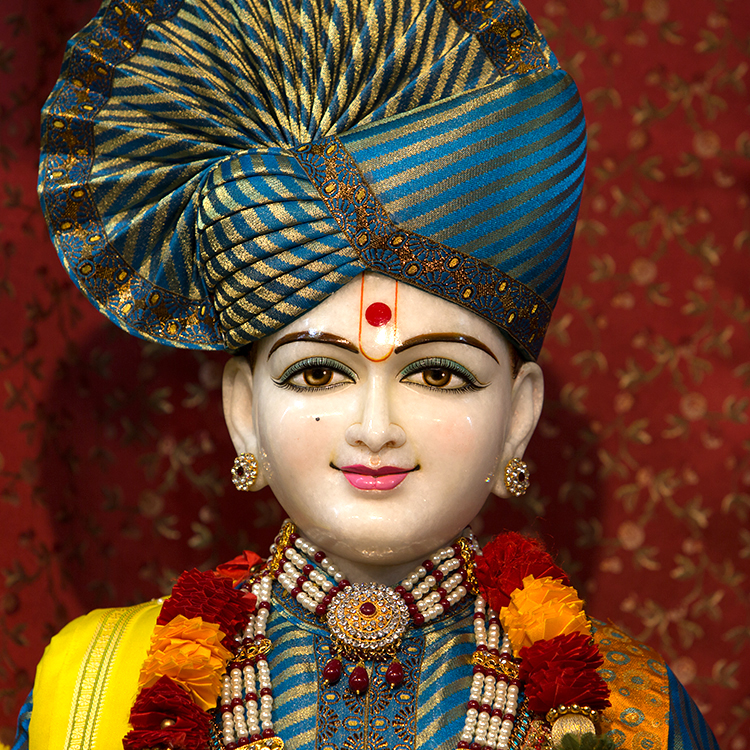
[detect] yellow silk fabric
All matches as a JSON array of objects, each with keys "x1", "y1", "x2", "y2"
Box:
[
  {"x1": 592, "y1": 620, "x2": 671, "y2": 750},
  {"x1": 29, "y1": 601, "x2": 160, "y2": 750}
]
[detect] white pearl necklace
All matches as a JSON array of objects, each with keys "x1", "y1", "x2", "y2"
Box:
[
  {"x1": 463, "y1": 596, "x2": 518, "y2": 749},
  {"x1": 216, "y1": 524, "x2": 520, "y2": 750},
  {"x1": 218, "y1": 574, "x2": 278, "y2": 748},
  {"x1": 275, "y1": 529, "x2": 471, "y2": 624}
]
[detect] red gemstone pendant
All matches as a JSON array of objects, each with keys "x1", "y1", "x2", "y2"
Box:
[
  {"x1": 385, "y1": 659, "x2": 404, "y2": 687},
  {"x1": 348, "y1": 663, "x2": 370, "y2": 695},
  {"x1": 323, "y1": 657, "x2": 342, "y2": 684}
]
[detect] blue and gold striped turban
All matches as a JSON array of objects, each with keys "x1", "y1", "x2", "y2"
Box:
[{"x1": 39, "y1": 0, "x2": 586, "y2": 360}]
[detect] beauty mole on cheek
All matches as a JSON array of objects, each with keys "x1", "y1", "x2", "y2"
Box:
[{"x1": 315, "y1": 417, "x2": 320, "y2": 422}]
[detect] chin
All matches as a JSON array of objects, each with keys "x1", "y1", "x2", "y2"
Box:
[{"x1": 305, "y1": 519, "x2": 456, "y2": 566}]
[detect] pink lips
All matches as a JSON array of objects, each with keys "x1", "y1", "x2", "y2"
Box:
[{"x1": 339, "y1": 464, "x2": 413, "y2": 491}]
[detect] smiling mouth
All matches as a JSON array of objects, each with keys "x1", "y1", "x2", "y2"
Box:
[{"x1": 332, "y1": 463, "x2": 419, "y2": 491}]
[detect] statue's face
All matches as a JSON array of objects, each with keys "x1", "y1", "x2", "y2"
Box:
[{"x1": 225, "y1": 273, "x2": 542, "y2": 568}]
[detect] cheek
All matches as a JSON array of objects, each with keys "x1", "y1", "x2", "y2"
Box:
[
  {"x1": 410, "y1": 401, "x2": 508, "y2": 468},
  {"x1": 262, "y1": 408, "x2": 316, "y2": 461},
  {"x1": 257, "y1": 396, "x2": 347, "y2": 472}
]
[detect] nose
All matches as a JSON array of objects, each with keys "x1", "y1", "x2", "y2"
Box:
[{"x1": 345, "y1": 377, "x2": 406, "y2": 452}]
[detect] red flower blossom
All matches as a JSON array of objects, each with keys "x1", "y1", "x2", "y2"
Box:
[
  {"x1": 123, "y1": 675, "x2": 210, "y2": 750},
  {"x1": 475, "y1": 532, "x2": 570, "y2": 611},
  {"x1": 519, "y1": 632, "x2": 611, "y2": 713},
  {"x1": 157, "y1": 569, "x2": 252, "y2": 648},
  {"x1": 215, "y1": 550, "x2": 264, "y2": 586}
]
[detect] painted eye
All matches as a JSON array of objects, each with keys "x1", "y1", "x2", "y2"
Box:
[
  {"x1": 421, "y1": 368, "x2": 456, "y2": 388},
  {"x1": 399, "y1": 358, "x2": 484, "y2": 392},
  {"x1": 303, "y1": 367, "x2": 335, "y2": 387},
  {"x1": 275, "y1": 357, "x2": 356, "y2": 391}
]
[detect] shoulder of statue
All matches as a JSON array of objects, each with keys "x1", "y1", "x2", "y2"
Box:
[
  {"x1": 589, "y1": 617, "x2": 665, "y2": 665},
  {"x1": 29, "y1": 601, "x2": 162, "y2": 750},
  {"x1": 589, "y1": 618, "x2": 671, "y2": 750},
  {"x1": 38, "y1": 599, "x2": 163, "y2": 673}
]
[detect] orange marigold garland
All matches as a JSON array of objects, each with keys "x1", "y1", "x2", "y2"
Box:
[
  {"x1": 477, "y1": 532, "x2": 611, "y2": 744},
  {"x1": 126, "y1": 568, "x2": 255, "y2": 750},
  {"x1": 501, "y1": 575, "x2": 589, "y2": 653},
  {"x1": 138, "y1": 615, "x2": 234, "y2": 711}
]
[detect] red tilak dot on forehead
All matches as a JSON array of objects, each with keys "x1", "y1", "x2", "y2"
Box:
[{"x1": 365, "y1": 302, "x2": 392, "y2": 327}]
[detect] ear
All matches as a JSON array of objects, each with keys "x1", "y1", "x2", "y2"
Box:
[
  {"x1": 490, "y1": 361, "x2": 544, "y2": 498},
  {"x1": 222, "y1": 356, "x2": 268, "y2": 490}
]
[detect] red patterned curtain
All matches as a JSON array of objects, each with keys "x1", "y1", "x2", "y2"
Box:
[{"x1": 1, "y1": 0, "x2": 748, "y2": 743}]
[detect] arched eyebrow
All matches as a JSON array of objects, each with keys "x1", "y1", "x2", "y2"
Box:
[
  {"x1": 394, "y1": 333, "x2": 499, "y2": 364},
  {"x1": 267, "y1": 331, "x2": 359, "y2": 359}
]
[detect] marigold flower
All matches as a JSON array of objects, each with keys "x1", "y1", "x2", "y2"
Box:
[
  {"x1": 499, "y1": 575, "x2": 589, "y2": 653},
  {"x1": 138, "y1": 615, "x2": 233, "y2": 710}
]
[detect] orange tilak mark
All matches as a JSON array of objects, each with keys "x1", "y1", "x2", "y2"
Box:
[{"x1": 358, "y1": 275, "x2": 398, "y2": 362}]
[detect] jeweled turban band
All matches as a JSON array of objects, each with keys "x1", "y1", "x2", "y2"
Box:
[{"x1": 39, "y1": 0, "x2": 586, "y2": 360}]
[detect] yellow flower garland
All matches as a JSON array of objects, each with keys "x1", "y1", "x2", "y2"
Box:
[
  {"x1": 499, "y1": 574, "x2": 589, "y2": 654},
  {"x1": 138, "y1": 614, "x2": 233, "y2": 711}
]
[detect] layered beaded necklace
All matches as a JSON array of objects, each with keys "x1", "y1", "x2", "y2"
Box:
[{"x1": 215, "y1": 521, "x2": 526, "y2": 750}]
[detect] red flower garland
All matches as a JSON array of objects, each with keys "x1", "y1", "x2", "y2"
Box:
[
  {"x1": 157, "y1": 569, "x2": 253, "y2": 648},
  {"x1": 475, "y1": 532, "x2": 570, "y2": 611},
  {"x1": 127, "y1": 566, "x2": 260, "y2": 750},
  {"x1": 124, "y1": 675, "x2": 211, "y2": 750},
  {"x1": 519, "y1": 632, "x2": 611, "y2": 713}
]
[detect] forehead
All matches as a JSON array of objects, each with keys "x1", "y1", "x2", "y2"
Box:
[{"x1": 258, "y1": 273, "x2": 506, "y2": 355}]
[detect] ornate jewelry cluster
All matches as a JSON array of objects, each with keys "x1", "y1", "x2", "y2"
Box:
[
  {"x1": 124, "y1": 525, "x2": 611, "y2": 750},
  {"x1": 231, "y1": 453, "x2": 258, "y2": 491},
  {"x1": 268, "y1": 521, "x2": 475, "y2": 694},
  {"x1": 504, "y1": 458, "x2": 530, "y2": 497},
  {"x1": 326, "y1": 582, "x2": 410, "y2": 659}
]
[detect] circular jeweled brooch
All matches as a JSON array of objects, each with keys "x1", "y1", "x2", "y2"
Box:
[{"x1": 326, "y1": 582, "x2": 410, "y2": 660}]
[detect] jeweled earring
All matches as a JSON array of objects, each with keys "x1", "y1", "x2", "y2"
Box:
[
  {"x1": 504, "y1": 458, "x2": 530, "y2": 497},
  {"x1": 231, "y1": 453, "x2": 258, "y2": 491}
]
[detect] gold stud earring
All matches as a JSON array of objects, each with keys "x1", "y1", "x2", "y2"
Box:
[
  {"x1": 504, "y1": 458, "x2": 530, "y2": 497},
  {"x1": 231, "y1": 453, "x2": 258, "y2": 491}
]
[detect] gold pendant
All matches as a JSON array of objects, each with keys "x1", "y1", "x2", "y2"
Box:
[{"x1": 326, "y1": 582, "x2": 409, "y2": 660}]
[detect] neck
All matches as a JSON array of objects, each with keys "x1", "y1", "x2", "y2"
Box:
[
  {"x1": 283, "y1": 520, "x2": 473, "y2": 589},
  {"x1": 321, "y1": 551, "x2": 432, "y2": 587}
]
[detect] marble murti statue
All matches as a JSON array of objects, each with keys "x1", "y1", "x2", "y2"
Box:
[{"x1": 16, "y1": 0, "x2": 719, "y2": 748}]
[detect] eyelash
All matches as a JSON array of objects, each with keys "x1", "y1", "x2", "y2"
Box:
[
  {"x1": 398, "y1": 357, "x2": 486, "y2": 393},
  {"x1": 273, "y1": 357, "x2": 357, "y2": 392},
  {"x1": 273, "y1": 356, "x2": 485, "y2": 394}
]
